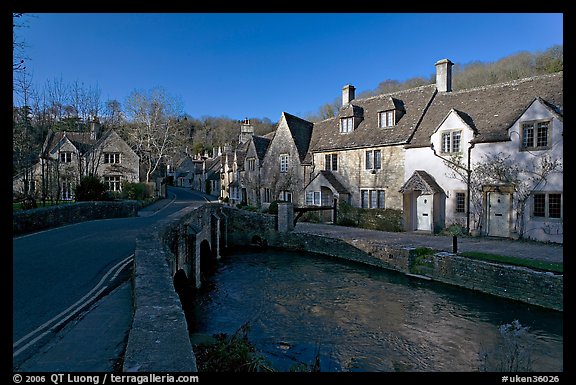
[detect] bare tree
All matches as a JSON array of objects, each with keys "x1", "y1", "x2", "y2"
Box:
[
  {"x1": 123, "y1": 87, "x2": 185, "y2": 182},
  {"x1": 442, "y1": 153, "x2": 562, "y2": 237},
  {"x1": 13, "y1": 13, "x2": 30, "y2": 72}
]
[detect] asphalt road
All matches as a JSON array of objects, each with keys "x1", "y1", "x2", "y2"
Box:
[{"x1": 12, "y1": 186, "x2": 209, "y2": 368}]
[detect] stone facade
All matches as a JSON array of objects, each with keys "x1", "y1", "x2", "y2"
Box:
[{"x1": 13, "y1": 122, "x2": 140, "y2": 201}]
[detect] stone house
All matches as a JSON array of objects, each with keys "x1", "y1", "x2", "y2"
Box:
[
  {"x1": 404, "y1": 61, "x2": 563, "y2": 242},
  {"x1": 304, "y1": 83, "x2": 437, "y2": 218},
  {"x1": 258, "y1": 112, "x2": 314, "y2": 208},
  {"x1": 241, "y1": 130, "x2": 272, "y2": 207},
  {"x1": 13, "y1": 120, "x2": 140, "y2": 201}
]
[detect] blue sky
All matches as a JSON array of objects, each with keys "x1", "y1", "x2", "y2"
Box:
[{"x1": 14, "y1": 13, "x2": 563, "y2": 122}]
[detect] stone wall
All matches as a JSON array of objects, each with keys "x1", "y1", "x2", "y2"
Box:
[{"x1": 13, "y1": 201, "x2": 141, "y2": 236}]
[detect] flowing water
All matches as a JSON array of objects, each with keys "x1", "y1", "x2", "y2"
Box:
[{"x1": 187, "y1": 249, "x2": 563, "y2": 372}]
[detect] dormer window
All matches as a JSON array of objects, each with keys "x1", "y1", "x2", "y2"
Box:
[
  {"x1": 521, "y1": 120, "x2": 550, "y2": 151},
  {"x1": 378, "y1": 110, "x2": 395, "y2": 128},
  {"x1": 340, "y1": 117, "x2": 354, "y2": 133},
  {"x1": 441, "y1": 130, "x2": 462, "y2": 153}
]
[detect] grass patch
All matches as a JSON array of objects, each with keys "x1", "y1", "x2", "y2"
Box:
[{"x1": 460, "y1": 251, "x2": 562, "y2": 273}]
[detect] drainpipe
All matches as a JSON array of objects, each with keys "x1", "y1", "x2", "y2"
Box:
[{"x1": 430, "y1": 141, "x2": 475, "y2": 234}]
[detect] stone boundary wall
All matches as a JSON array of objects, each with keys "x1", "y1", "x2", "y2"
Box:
[
  {"x1": 13, "y1": 201, "x2": 141, "y2": 236},
  {"x1": 123, "y1": 206, "x2": 199, "y2": 372}
]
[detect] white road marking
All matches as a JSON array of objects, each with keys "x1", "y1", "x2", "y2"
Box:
[{"x1": 13, "y1": 254, "x2": 134, "y2": 358}]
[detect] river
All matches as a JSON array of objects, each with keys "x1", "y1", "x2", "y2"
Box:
[{"x1": 187, "y1": 249, "x2": 563, "y2": 372}]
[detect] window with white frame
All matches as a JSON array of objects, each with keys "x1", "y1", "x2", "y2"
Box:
[
  {"x1": 455, "y1": 191, "x2": 466, "y2": 213},
  {"x1": 365, "y1": 150, "x2": 382, "y2": 170},
  {"x1": 61, "y1": 179, "x2": 75, "y2": 200},
  {"x1": 532, "y1": 192, "x2": 562, "y2": 219},
  {"x1": 247, "y1": 158, "x2": 256, "y2": 171},
  {"x1": 360, "y1": 189, "x2": 385, "y2": 209},
  {"x1": 378, "y1": 110, "x2": 395, "y2": 128},
  {"x1": 279, "y1": 154, "x2": 289, "y2": 173},
  {"x1": 60, "y1": 152, "x2": 72, "y2": 163},
  {"x1": 104, "y1": 176, "x2": 122, "y2": 192},
  {"x1": 104, "y1": 152, "x2": 121, "y2": 164},
  {"x1": 340, "y1": 117, "x2": 354, "y2": 133},
  {"x1": 521, "y1": 120, "x2": 550, "y2": 150},
  {"x1": 324, "y1": 154, "x2": 338, "y2": 171},
  {"x1": 306, "y1": 191, "x2": 322, "y2": 206},
  {"x1": 441, "y1": 130, "x2": 462, "y2": 153}
]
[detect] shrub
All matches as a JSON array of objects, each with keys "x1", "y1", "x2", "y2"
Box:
[
  {"x1": 479, "y1": 320, "x2": 534, "y2": 372},
  {"x1": 441, "y1": 223, "x2": 467, "y2": 236},
  {"x1": 121, "y1": 182, "x2": 151, "y2": 201},
  {"x1": 267, "y1": 200, "x2": 286, "y2": 215},
  {"x1": 193, "y1": 322, "x2": 274, "y2": 372},
  {"x1": 74, "y1": 175, "x2": 110, "y2": 201},
  {"x1": 337, "y1": 201, "x2": 403, "y2": 232}
]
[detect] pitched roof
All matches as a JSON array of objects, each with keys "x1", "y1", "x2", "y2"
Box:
[
  {"x1": 252, "y1": 135, "x2": 271, "y2": 162},
  {"x1": 399, "y1": 170, "x2": 444, "y2": 194},
  {"x1": 43, "y1": 130, "x2": 95, "y2": 156},
  {"x1": 283, "y1": 112, "x2": 314, "y2": 162},
  {"x1": 319, "y1": 170, "x2": 349, "y2": 194},
  {"x1": 309, "y1": 84, "x2": 437, "y2": 152},
  {"x1": 408, "y1": 71, "x2": 563, "y2": 147}
]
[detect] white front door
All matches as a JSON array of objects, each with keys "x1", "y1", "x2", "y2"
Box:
[
  {"x1": 416, "y1": 194, "x2": 432, "y2": 231},
  {"x1": 487, "y1": 192, "x2": 511, "y2": 237}
]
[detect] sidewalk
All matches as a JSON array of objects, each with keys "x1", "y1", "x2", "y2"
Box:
[{"x1": 294, "y1": 222, "x2": 563, "y2": 264}]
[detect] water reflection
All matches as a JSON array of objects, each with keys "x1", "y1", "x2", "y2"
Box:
[{"x1": 188, "y1": 250, "x2": 563, "y2": 372}]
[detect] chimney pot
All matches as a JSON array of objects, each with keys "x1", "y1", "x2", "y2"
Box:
[
  {"x1": 435, "y1": 59, "x2": 454, "y2": 92},
  {"x1": 342, "y1": 84, "x2": 355, "y2": 106}
]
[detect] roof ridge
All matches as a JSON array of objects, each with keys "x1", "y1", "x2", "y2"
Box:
[{"x1": 449, "y1": 71, "x2": 563, "y2": 95}]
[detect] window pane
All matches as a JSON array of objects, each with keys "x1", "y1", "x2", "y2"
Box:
[
  {"x1": 523, "y1": 124, "x2": 534, "y2": 148},
  {"x1": 452, "y1": 131, "x2": 461, "y2": 152},
  {"x1": 325, "y1": 154, "x2": 330, "y2": 170},
  {"x1": 374, "y1": 150, "x2": 381, "y2": 169},
  {"x1": 533, "y1": 194, "x2": 545, "y2": 217},
  {"x1": 442, "y1": 133, "x2": 450, "y2": 153},
  {"x1": 537, "y1": 122, "x2": 549, "y2": 147},
  {"x1": 365, "y1": 151, "x2": 372, "y2": 169},
  {"x1": 370, "y1": 190, "x2": 377, "y2": 208},
  {"x1": 314, "y1": 191, "x2": 321, "y2": 206},
  {"x1": 387, "y1": 111, "x2": 394, "y2": 127},
  {"x1": 378, "y1": 190, "x2": 385, "y2": 208},
  {"x1": 361, "y1": 190, "x2": 368, "y2": 208},
  {"x1": 548, "y1": 194, "x2": 561, "y2": 218},
  {"x1": 306, "y1": 192, "x2": 313, "y2": 205},
  {"x1": 332, "y1": 154, "x2": 338, "y2": 171},
  {"x1": 456, "y1": 192, "x2": 465, "y2": 213}
]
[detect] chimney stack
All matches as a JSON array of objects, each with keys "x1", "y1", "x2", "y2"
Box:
[
  {"x1": 342, "y1": 84, "x2": 355, "y2": 106},
  {"x1": 239, "y1": 117, "x2": 254, "y2": 144},
  {"x1": 90, "y1": 119, "x2": 101, "y2": 140},
  {"x1": 435, "y1": 59, "x2": 454, "y2": 92}
]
